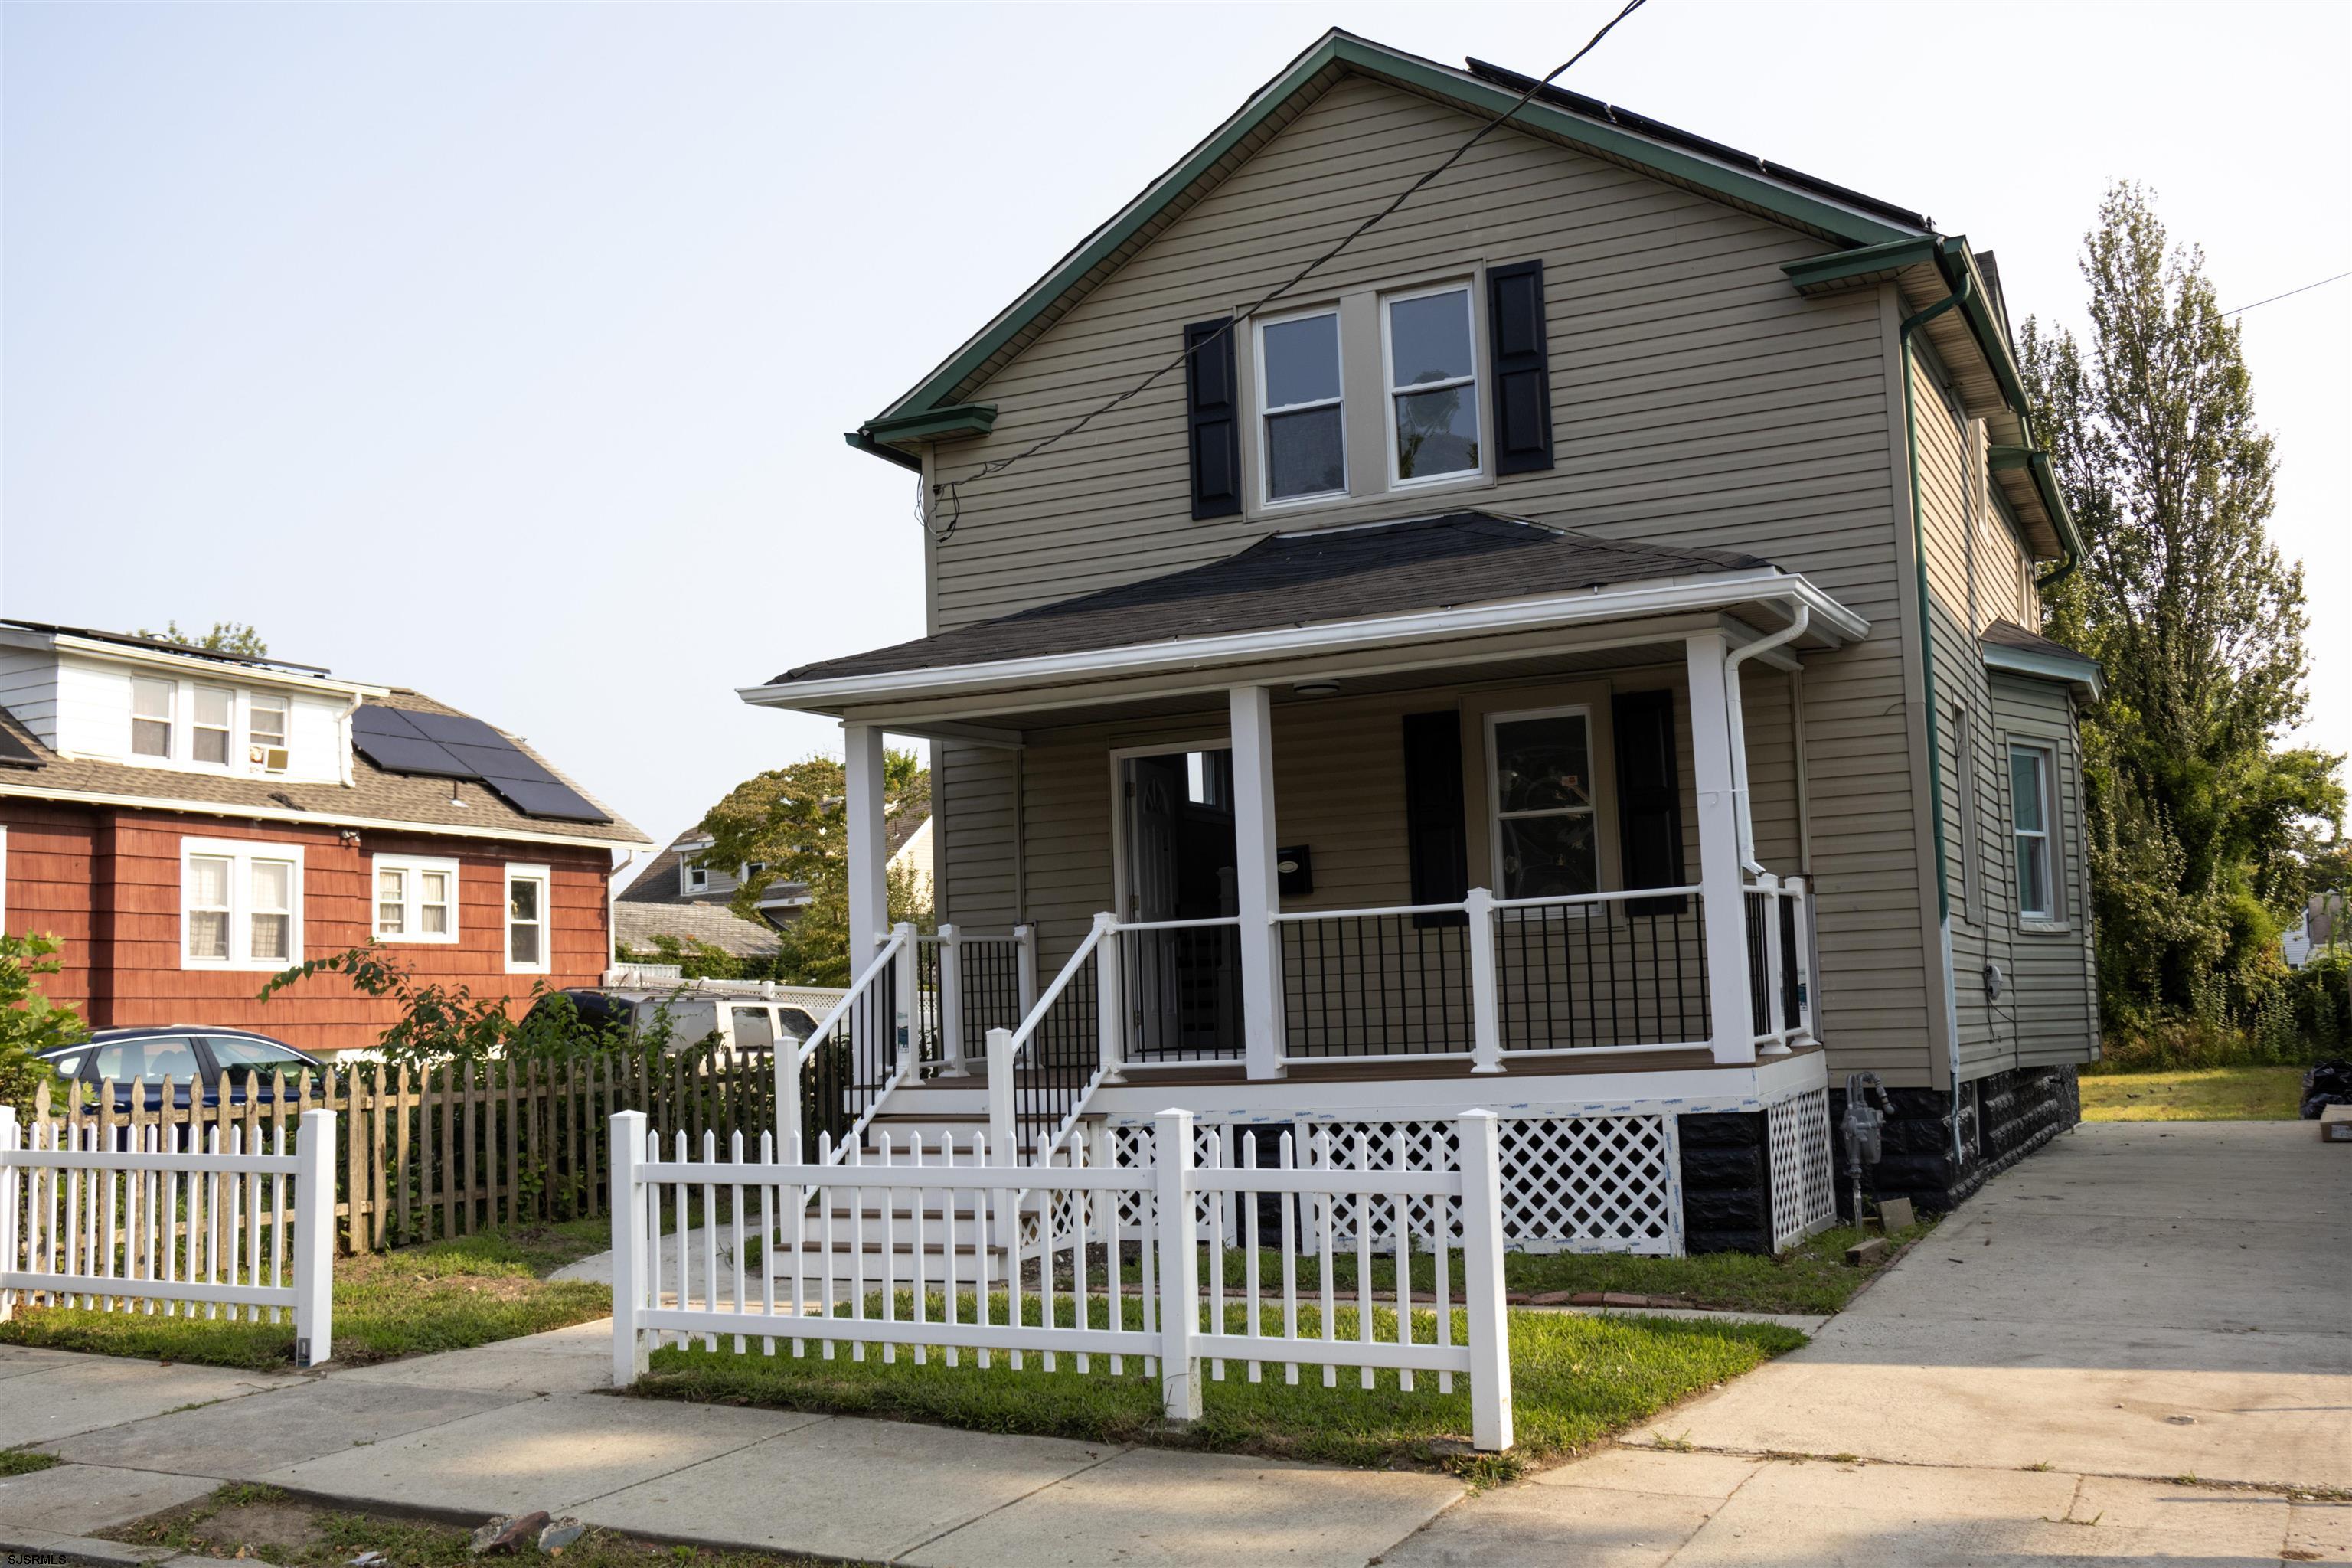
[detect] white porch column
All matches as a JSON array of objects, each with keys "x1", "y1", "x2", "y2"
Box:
[
  {"x1": 844, "y1": 722, "x2": 890, "y2": 967},
  {"x1": 1228, "y1": 684, "x2": 1285, "y2": 1080},
  {"x1": 1685, "y1": 632, "x2": 1759, "y2": 1065}
]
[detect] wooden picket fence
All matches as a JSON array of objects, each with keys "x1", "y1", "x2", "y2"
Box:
[{"x1": 35, "y1": 1049, "x2": 774, "y2": 1255}]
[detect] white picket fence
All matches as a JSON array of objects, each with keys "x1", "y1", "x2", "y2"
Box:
[
  {"x1": 0, "y1": 1105, "x2": 337, "y2": 1366},
  {"x1": 609, "y1": 1106, "x2": 1514, "y2": 1450}
]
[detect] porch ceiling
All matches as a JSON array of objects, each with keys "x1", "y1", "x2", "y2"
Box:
[{"x1": 743, "y1": 511, "x2": 1867, "y2": 727}]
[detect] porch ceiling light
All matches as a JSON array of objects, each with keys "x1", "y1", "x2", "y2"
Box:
[{"x1": 1291, "y1": 679, "x2": 1342, "y2": 697}]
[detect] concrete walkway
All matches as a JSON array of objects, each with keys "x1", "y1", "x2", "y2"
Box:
[{"x1": 4, "y1": 1121, "x2": 2345, "y2": 1565}]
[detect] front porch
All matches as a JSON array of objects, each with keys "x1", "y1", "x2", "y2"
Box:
[{"x1": 749, "y1": 514, "x2": 1867, "y2": 1254}]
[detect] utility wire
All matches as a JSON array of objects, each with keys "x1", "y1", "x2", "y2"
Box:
[
  {"x1": 2222, "y1": 268, "x2": 2351, "y2": 316},
  {"x1": 924, "y1": 0, "x2": 1651, "y2": 540}
]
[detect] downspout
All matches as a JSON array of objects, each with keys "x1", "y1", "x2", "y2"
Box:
[
  {"x1": 1723, "y1": 599, "x2": 1809, "y2": 874},
  {"x1": 1899, "y1": 269, "x2": 1972, "y2": 923}
]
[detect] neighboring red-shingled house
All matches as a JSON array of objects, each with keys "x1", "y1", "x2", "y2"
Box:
[{"x1": 0, "y1": 620, "x2": 651, "y2": 1056}]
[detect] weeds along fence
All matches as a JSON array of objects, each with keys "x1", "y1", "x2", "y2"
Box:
[
  {"x1": 0, "y1": 1105, "x2": 337, "y2": 1363},
  {"x1": 33, "y1": 1050, "x2": 774, "y2": 1255},
  {"x1": 609, "y1": 1106, "x2": 1514, "y2": 1450}
]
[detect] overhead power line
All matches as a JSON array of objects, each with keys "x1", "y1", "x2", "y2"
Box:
[
  {"x1": 2223, "y1": 268, "x2": 2352, "y2": 316},
  {"x1": 923, "y1": 0, "x2": 1651, "y2": 540}
]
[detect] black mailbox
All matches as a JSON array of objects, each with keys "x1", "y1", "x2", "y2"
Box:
[{"x1": 1276, "y1": 844, "x2": 1313, "y2": 897}]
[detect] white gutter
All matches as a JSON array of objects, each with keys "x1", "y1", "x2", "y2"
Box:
[
  {"x1": 1722, "y1": 600, "x2": 1809, "y2": 874},
  {"x1": 740, "y1": 570, "x2": 1866, "y2": 714},
  {"x1": 0, "y1": 779, "x2": 654, "y2": 853}
]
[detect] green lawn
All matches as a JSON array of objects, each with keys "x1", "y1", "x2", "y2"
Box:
[
  {"x1": 0, "y1": 1220, "x2": 613, "y2": 1370},
  {"x1": 1119, "y1": 1220, "x2": 1929, "y2": 1318},
  {"x1": 2079, "y1": 1065, "x2": 2305, "y2": 1121},
  {"x1": 106, "y1": 1482, "x2": 857, "y2": 1568},
  {"x1": 632, "y1": 1289, "x2": 1804, "y2": 1478}
]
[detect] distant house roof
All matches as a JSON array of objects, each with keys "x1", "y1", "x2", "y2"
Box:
[
  {"x1": 1981, "y1": 620, "x2": 2102, "y2": 698},
  {"x1": 0, "y1": 687, "x2": 645, "y2": 849},
  {"x1": 615, "y1": 901, "x2": 782, "y2": 960},
  {"x1": 761, "y1": 511, "x2": 1778, "y2": 692},
  {"x1": 622, "y1": 815, "x2": 929, "y2": 911}
]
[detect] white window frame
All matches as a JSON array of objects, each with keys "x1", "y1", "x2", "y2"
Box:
[
  {"x1": 682, "y1": 861, "x2": 710, "y2": 895},
  {"x1": 1253, "y1": 305, "x2": 1348, "y2": 509},
  {"x1": 2007, "y1": 742, "x2": 2059, "y2": 926},
  {"x1": 505, "y1": 862, "x2": 552, "y2": 975},
  {"x1": 247, "y1": 691, "x2": 289, "y2": 774},
  {"x1": 132, "y1": 677, "x2": 176, "y2": 761},
  {"x1": 372, "y1": 854, "x2": 461, "y2": 944},
  {"x1": 1485, "y1": 703, "x2": 1603, "y2": 905},
  {"x1": 180, "y1": 836, "x2": 304, "y2": 971},
  {"x1": 191, "y1": 684, "x2": 235, "y2": 769},
  {"x1": 1380, "y1": 280, "x2": 1485, "y2": 492}
]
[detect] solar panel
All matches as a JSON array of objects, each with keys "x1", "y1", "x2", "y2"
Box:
[{"x1": 351, "y1": 702, "x2": 608, "y2": 824}]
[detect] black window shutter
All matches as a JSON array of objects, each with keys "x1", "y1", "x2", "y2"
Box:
[
  {"x1": 1184, "y1": 318, "x2": 1243, "y2": 520},
  {"x1": 1612, "y1": 689, "x2": 1687, "y2": 916},
  {"x1": 1485, "y1": 260, "x2": 1554, "y2": 475},
  {"x1": 1402, "y1": 710, "x2": 1469, "y2": 929}
]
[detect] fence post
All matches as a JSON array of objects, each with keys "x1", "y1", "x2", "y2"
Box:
[
  {"x1": 1014, "y1": 923, "x2": 1038, "y2": 1016},
  {"x1": 1465, "y1": 889, "x2": 1504, "y2": 1075},
  {"x1": 937, "y1": 923, "x2": 967, "y2": 1077},
  {"x1": 985, "y1": 1029, "x2": 1017, "y2": 1163},
  {"x1": 610, "y1": 1109, "x2": 648, "y2": 1387},
  {"x1": 892, "y1": 922, "x2": 919, "y2": 1082},
  {"x1": 1154, "y1": 1107, "x2": 1200, "y2": 1422},
  {"x1": 0, "y1": 1106, "x2": 16, "y2": 1324},
  {"x1": 292, "y1": 1108, "x2": 337, "y2": 1368},
  {"x1": 1093, "y1": 913, "x2": 1126, "y2": 1084},
  {"x1": 1455, "y1": 1109, "x2": 1514, "y2": 1452}
]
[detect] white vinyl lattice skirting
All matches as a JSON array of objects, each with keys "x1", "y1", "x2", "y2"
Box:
[
  {"x1": 1766, "y1": 1088, "x2": 1838, "y2": 1252},
  {"x1": 1109, "y1": 1112, "x2": 1682, "y2": 1256}
]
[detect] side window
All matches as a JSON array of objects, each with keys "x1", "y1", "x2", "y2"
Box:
[
  {"x1": 2008, "y1": 743, "x2": 2056, "y2": 923},
  {"x1": 730, "y1": 1006, "x2": 776, "y2": 1050},
  {"x1": 1488, "y1": 707, "x2": 1598, "y2": 900},
  {"x1": 208, "y1": 1037, "x2": 309, "y2": 1078},
  {"x1": 91, "y1": 1037, "x2": 204, "y2": 1082},
  {"x1": 776, "y1": 1008, "x2": 818, "y2": 1043}
]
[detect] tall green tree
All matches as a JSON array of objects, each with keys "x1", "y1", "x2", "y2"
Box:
[
  {"x1": 136, "y1": 619, "x2": 270, "y2": 658},
  {"x1": 2021, "y1": 182, "x2": 2341, "y2": 1030},
  {"x1": 695, "y1": 750, "x2": 932, "y2": 986}
]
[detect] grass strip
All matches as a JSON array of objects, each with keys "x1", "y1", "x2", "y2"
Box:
[
  {"x1": 634, "y1": 1290, "x2": 1803, "y2": 1479},
  {"x1": 0, "y1": 1446, "x2": 61, "y2": 1476},
  {"x1": 2079, "y1": 1065, "x2": 2305, "y2": 1121}
]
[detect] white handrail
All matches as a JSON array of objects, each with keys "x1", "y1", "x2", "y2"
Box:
[{"x1": 781, "y1": 926, "x2": 911, "y2": 1167}]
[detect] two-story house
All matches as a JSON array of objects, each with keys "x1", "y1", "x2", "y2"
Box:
[
  {"x1": 0, "y1": 621, "x2": 650, "y2": 1056},
  {"x1": 739, "y1": 31, "x2": 2100, "y2": 1253}
]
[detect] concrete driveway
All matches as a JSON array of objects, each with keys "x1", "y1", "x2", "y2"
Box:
[{"x1": 1391, "y1": 1119, "x2": 2352, "y2": 1563}]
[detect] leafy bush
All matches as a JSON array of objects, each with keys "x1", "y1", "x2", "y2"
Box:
[
  {"x1": 617, "y1": 935, "x2": 783, "y2": 982},
  {"x1": 259, "y1": 946, "x2": 659, "y2": 1067},
  {"x1": 0, "y1": 931, "x2": 82, "y2": 1114}
]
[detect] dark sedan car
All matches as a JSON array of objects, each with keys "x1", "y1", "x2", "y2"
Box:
[{"x1": 38, "y1": 1027, "x2": 328, "y2": 1110}]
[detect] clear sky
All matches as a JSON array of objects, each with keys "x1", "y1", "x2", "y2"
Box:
[{"x1": 5, "y1": 1, "x2": 2346, "y2": 866}]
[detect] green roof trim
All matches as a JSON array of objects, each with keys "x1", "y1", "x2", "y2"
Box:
[
  {"x1": 1780, "y1": 237, "x2": 1939, "y2": 292},
  {"x1": 1983, "y1": 640, "x2": 2103, "y2": 700},
  {"x1": 859, "y1": 29, "x2": 1926, "y2": 441},
  {"x1": 864, "y1": 403, "x2": 998, "y2": 445},
  {"x1": 841, "y1": 430, "x2": 922, "y2": 472}
]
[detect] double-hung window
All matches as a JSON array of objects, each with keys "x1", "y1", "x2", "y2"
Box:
[
  {"x1": 249, "y1": 694, "x2": 289, "y2": 772},
  {"x1": 193, "y1": 686, "x2": 233, "y2": 766},
  {"x1": 1488, "y1": 707, "x2": 1599, "y2": 900},
  {"x1": 1255, "y1": 309, "x2": 1345, "y2": 504},
  {"x1": 2008, "y1": 743, "x2": 2056, "y2": 922},
  {"x1": 505, "y1": 864, "x2": 550, "y2": 974},
  {"x1": 132, "y1": 678, "x2": 175, "y2": 760},
  {"x1": 181, "y1": 838, "x2": 303, "y2": 969},
  {"x1": 374, "y1": 854, "x2": 458, "y2": 942},
  {"x1": 1383, "y1": 284, "x2": 1481, "y2": 485}
]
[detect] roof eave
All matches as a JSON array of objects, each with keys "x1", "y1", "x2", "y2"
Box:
[{"x1": 1982, "y1": 641, "x2": 2103, "y2": 701}]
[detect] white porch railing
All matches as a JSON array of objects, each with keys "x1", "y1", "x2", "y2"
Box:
[
  {"x1": 0, "y1": 1106, "x2": 336, "y2": 1365},
  {"x1": 608, "y1": 1106, "x2": 1514, "y2": 1449},
  {"x1": 779, "y1": 925, "x2": 913, "y2": 1168},
  {"x1": 1742, "y1": 874, "x2": 1815, "y2": 1054}
]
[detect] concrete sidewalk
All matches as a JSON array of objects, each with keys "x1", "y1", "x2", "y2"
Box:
[{"x1": 5, "y1": 1121, "x2": 2346, "y2": 1566}]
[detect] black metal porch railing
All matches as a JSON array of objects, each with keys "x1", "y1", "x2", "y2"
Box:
[
  {"x1": 1494, "y1": 899, "x2": 1710, "y2": 1051},
  {"x1": 913, "y1": 937, "x2": 946, "y2": 1069},
  {"x1": 1778, "y1": 891, "x2": 1805, "y2": 1036},
  {"x1": 1119, "y1": 923, "x2": 1244, "y2": 1062},
  {"x1": 1011, "y1": 956, "x2": 1096, "y2": 1155},
  {"x1": 958, "y1": 937, "x2": 1027, "y2": 1051},
  {"x1": 1745, "y1": 890, "x2": 1773, "y2": 1039},
  {"x1": 799, "y1": 959, "x2": 897, "y2": 1155},
  {"x1": 1278, "y1": 913, "x2": 1472, "y2": 1057}
]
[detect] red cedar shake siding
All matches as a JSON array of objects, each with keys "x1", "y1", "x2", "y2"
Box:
[{"x1": 3, "y1": 801, "x2": 616, "y2": 1056}]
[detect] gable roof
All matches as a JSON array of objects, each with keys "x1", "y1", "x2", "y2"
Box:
[
  {"x1": 850, "y1": 28, "x2": 1933, "y2": 463},
  {"x1": 0, "y1": 688, "x2": 648, "y2": 851},
  {"x1": 753, "y1": 511, "x2": 1849, "y2": 713},
  {"x1": 615, "y1": 901, "x2": 783, "y2": 960}
]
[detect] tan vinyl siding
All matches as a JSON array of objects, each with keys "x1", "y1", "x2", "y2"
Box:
[
  {"x1": 1985, "y1": 673, "x2": 2099, "y2": 1069},
  {"x1": 926, "y1": 70, "x2": 1938, "y2": 1081}
]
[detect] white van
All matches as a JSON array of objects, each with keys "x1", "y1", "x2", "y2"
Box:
[{"x1": 555, "y1": 988, "x2": 823, "y2": 1055}]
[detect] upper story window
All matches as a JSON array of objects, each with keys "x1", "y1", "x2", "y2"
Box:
[
  {"x1": 194, "y1": 686, "x2": 234, "y2": 766},
  {"x1": 2009, "y1": 743, "x2": 2056, "y2": 923},
  {"x1": 249, "y1": 693, "x2": 289, "y2": 772},
  {"x1": 1384, "y1": 285, "x2": 1481, "y2": 486},
  {"x1": 1255, "y1": 309, "x2": 1346, "y2": 505},
  {"x1": 181, "y1": 837, "x2": 303, "y2": 969},
  {"x1": 1488, "y1": 707, "x2": 1598, "y2": 901},
  {"x1": 683, "y1": 862, "x2": 710, "y2": 894},
  {"x1": 132, "y1": 678, "x2": 175, "y2": 759}
]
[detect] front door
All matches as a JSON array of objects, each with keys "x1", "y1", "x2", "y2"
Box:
[{"x1": 1122, "y1": 749, "x2": 1241, "y2": 1057}]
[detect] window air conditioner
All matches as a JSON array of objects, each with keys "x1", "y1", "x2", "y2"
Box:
[{"x1": 250, "y1": 746, "x2": 290, "y2": 773}]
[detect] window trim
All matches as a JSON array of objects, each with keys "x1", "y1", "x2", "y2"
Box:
[
  {"x1": 504, "y1": 862, "x2": 552, "y2": 975},
  {"x1": 132, "y1": 676, "x2": 176, "y2": 761},
  {"x1": 192, "y1": 684, "x2": 235, "y2": 770},
  {"x1": 372, "y1": 853, "x2": 461, "y2": 944},
  {"x1": 682, "y1": 861, "x2": 710, "y2": 895},
  {"x1": 180, "y1": 836, "x2": 305, "y2": 971},
  {"x1": 1484, "y1": 702, "x2": 1603, "y2": 905},
  {"x1": 1380, "y1": 279, "x2": 1486, "y2": 492},
  {"x1": 247, "y1": 691, "x2": 289, "y2": 774},
  {"x1": 2007, "y1": 741, "x2": 2060, "y2": 928},
  {"x1": 1252, "y1": 304, "x2": 1348, "y2": 510}
]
